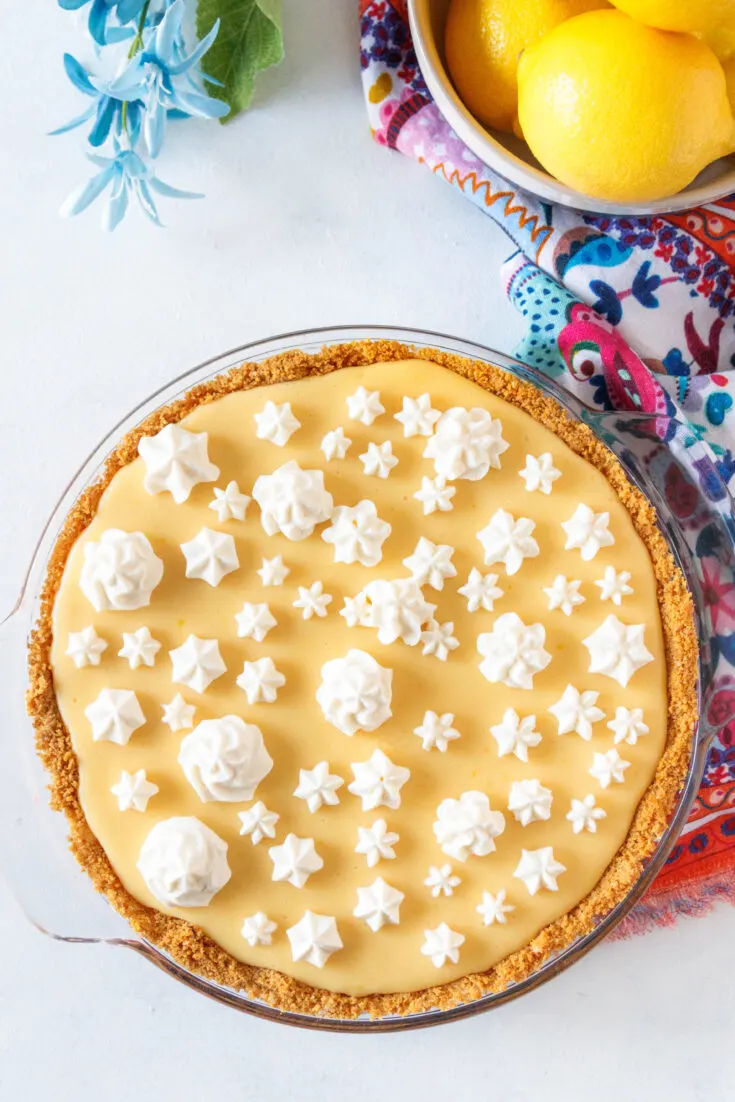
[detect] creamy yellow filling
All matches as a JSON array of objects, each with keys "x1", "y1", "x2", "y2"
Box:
[{"x1": 50, "y1": 360, "x2": 668, "y2": 995}]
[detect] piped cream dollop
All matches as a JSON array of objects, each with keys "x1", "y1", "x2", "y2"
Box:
[
  {"x1": 433, "y1": 791, "x2": 506, "y2": 861},
  {"x1": 424, "y1": 407, "x2": 508, "y2": 481},
  {"x1": 137, "y1": 816, "x2": 231, "y2": 907},
  {"x1": 317, "y1": 649, "x2": 393, "y2": 735},
  {"x1": 138, "y1": 424, "x2": 219, "y2": 503},
  {"x1": 178, "y1": 716, "x2": 273, "y2": 803},
  {"x1": 252, "y1": 461, "x2": 333, "y2": 540},
  {"x1": 80, "y1": 529, "x2": 163, "y2": 612}
]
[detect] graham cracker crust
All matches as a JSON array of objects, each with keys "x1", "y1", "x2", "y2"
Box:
[{"x1": 26, "y1": 339, "x2": 699, "y2": 1020}]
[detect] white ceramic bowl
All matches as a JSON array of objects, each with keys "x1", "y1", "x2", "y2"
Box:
[{"x1": 408, "y1": 0, "x2": 735, "y2": 216}]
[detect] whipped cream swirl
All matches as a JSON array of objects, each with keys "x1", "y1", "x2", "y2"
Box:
[
  {"x1": 138, "y1": 424, "x2": 219, "y2": 503},
  {"x1": 584, "y1": 615, "x2": 654, "y2": 687},
  {"x1": 433, "y1": 791, "x2": 506, "y2": 861},
  {"x1": 137, "y1": 817, "x2": 231, "y2": 907},
  {"x1": 317, "y1": 649, "x2": 393, "y2": 735},
  {"x1": 252, "y1": 460, "x2": 333, "y2": 540},
  {"x1": 477, "y1": 612, "x2": 551, "y2": 689},
  {"x1": 80, "y1": 529, "x2": 163, "y2": 612},
  {"x1": 178, "y1": 716, "x2": 273, "y2": 803},
  {"x1": 424, "y1": 406, "x2": 508, "y2": 481},
  {"x1": 358, "y1": 577, "x2": 436, "y2": 646},
  {"x1": 322, "y1": 500, "x2": 391, "y2": 566}
]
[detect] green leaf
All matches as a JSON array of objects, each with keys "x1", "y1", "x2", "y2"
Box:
[{"x1": 197, "y1": 0, "x2": 284, "y2": 122}]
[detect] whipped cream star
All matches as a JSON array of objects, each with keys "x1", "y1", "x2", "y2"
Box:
[
  {"x1": 322, "y1": 500, "x2": 391, "y2": 566},
  {"x1": 549, "y1": 685, "x2": 605, "y2": 740},
  {"x1": 209, "y1": 480, "x2": 250, "y2": 522},
  {"x1": 608, "y1": 706, "x2": 649, "y2": 745},
  {"x1": 596, "y1": 565, "x2": 633, "y2": 605},
  {"x1": 590, "y1": 748, "x2": 630, "y2": 788},
  {"x1": 179, "y1": 716, "x2": 273, "y2": 803},
  {"x1": 238, "y1": 801, "x2": 280, "y2": 844},
  {"x1": 348, "y1": 749, "x2": 410, "y2": 810},
  {"x1": 458, "y1": 568, "x2": 503, "y2": 613},
  {"x1": 269, "y1": 834, "x2": 323, "y2": 888},
  {"x1": 66, "y1": 626, "x2": 107, "y2": 668},
  {"x1": 137, "y1": 817, "x2": 230, "y2": 908},
  {"x1": 257, "y1": 554, "x2": 289, "y2": 586},
  {"x1": 414, "y1": 710, "x2": 460, "y2": 752},
  {"x1": 421, "y1": 923, "x2": 465, "y2": 968},
  {"x1": 420, "y1": 620, "x2": 459, "y2": 661},
  {"x1": 321, "y1": 426, "x2": 352, "y2": 461},
  {"x1": 359, "y1": 577, "x2": 436, "y2": 646},
  {"x1": 424, "y1": 864, "x2": 461, "y2": 898},
  {"x1": 317, "y1": 649, "x2": 393, "y2": 735},
  {"x1": 138, "y1": 424, "x2": 219, "y2": 503},
  {"x1": 478, "y1": 509, "x2": 539, "y2": 575},
  {"x1": 562, "y1": 504, "x2": 615, "y2": 561},
  {"x1": 85, "y1": 688, "x2": 145, "y2": 745},
  {"x1": 490, "y1": 708, "x2": 542, "y2": 762},
  {"x1": 161, "y1": 693, "x2": 195, "y2": 732},
  {"x1": 477, "y1": 612, "x2": 551, "y2": 689},
  {"x1": 110, "y1": 769, "x2": 158, "y2": 812},
  {"x1": 508, "y1": 779, "x2": 553, "y2": 826},
  {"x1": 355, "y1": 819, "x2": 399, "y2": 867},
  {"x1": 254, "y1": 400, "x2": 301, "y2": 446},
  {"x1": 340, "y1": 592, "x2": 371, "y2": 627},
  {"x1": 424, "y1": 407, "x2": 508, "y2": 481},
  {"x1": 80, "y1": 529, "x2": 163, "y2": 612},
  {"x1": 403, "y1": 536, "x2": 457, "y2": 591},
  {"x1": 241, "y1": 912, "x2": 277, "y2": 947},
  {"x1": 583, "y1": 615, "x2": 654, "y2": 687},
  {"x1": 514, "y1": 847, "x2": 566, "y2": 895},
  {"x1": 567, "y1": 794, "x2": 607, "y2": 834},
  {"x1": 294, "y1": 761, "x2": 344, "y2": 813},
  {"x1": 252, "y1": 461, "x2": 333, "y2": 541},
  {"x1": 293, "y1": 581, "x2": 332, "y2": 620},
  {"x1": 353, "y1": 877, "x2": 404, "y2": 931},
  {"x1": 394, "y1": 393, "x2": 441, "y2": 437},
  {"x1": 544, "y1": 575, "x2": 585, "y2": 617},
  {"x1": 235, "y1": 601, "x2": 277, "y2": 642},
  {"x1": 519, "y1": 452, "x2": 561, "y2": 494},
  {"x1": 347, "y1": 385, "x2": 385, "y2": 425},
  {"x1": 287, "y1": 911, "x2": 342, "y2": 968},
  {"x1": 237, "y1": 657, "x2": 286, "y2": 704},
  {"x1": 181, "y1": 527, "x2": 239, "y2": 587},
  {"x1": 170, "y1": 635, "x2": 226, "y2": 693},
  {"x1": 118, "y1": 626, "x2": 161, "y2": 669},
  {"x1": 476, "y1": 889, "x2": 515, "y2": 926},
  {"x1": 359, "y1": 440, "x2": 398, "y2": 479},
  {"x1": 413, "y1": 475, "x2": 456, "y2": 515},
  {"x1": 434, "y1": 791, "x2": 506, "y2": 861}
]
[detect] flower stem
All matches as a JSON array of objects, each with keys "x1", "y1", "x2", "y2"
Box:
[
  {"x1": 122, "y1": 0, "x2": 151, "y2": 133},
  {"x1": 128, "y1": 0, "x2": 151, "y2": 58}
]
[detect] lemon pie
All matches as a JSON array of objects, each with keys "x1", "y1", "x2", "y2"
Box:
[{"x1": 27, "y1": 340, "x2": 697, "y2": 1018}]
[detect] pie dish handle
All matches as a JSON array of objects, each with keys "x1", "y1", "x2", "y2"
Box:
[{"x1": 0, "y1": 599, "x2": 132, "y2": 946}]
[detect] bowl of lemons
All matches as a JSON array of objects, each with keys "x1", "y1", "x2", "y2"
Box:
[{"x1": 409, "y1": 0, "x2": 735, "y2": 213}]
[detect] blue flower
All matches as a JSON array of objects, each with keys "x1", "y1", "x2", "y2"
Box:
[
  {"x1": 61, "y1": 140, "x2": 202, "y2": 230},
  {"x1": 50, "y1": 53, "x2": 144, "y2": 148},
  {"x1": 58, "y1": 0, "x2": 146, "y2": 46},
  {"x1": 104, "y1": 0, "x2": 228, "y2": 157}
]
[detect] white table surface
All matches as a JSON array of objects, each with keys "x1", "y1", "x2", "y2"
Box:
[{"x1": 1, "y1": 3, "x2": 733, "y2": 1099}]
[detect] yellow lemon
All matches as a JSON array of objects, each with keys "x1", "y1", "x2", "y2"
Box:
[
  {"x1": 703, "y1": 22, "x2": 735, "y2": 60},
  {"x1": 517, "y1": 10, "x2": 735, "y2": 202},
  {"x1": 610, "y1": 0, "x2": 735, "y2": 34},
  {"x1": 723, "y1": 57, "x2": 735, "y2": 113},
  {"x1": 445, "y1": 0, "x2": 609, "y2": 134}
]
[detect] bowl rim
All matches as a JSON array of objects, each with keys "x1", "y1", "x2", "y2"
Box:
[{"x1": 407, "y1": 0, "x2": 735, "y2": 217}]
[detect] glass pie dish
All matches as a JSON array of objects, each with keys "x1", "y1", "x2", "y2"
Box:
[{"x1": 2, "y1": 325, "x2": 732, "y2": 1032}]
